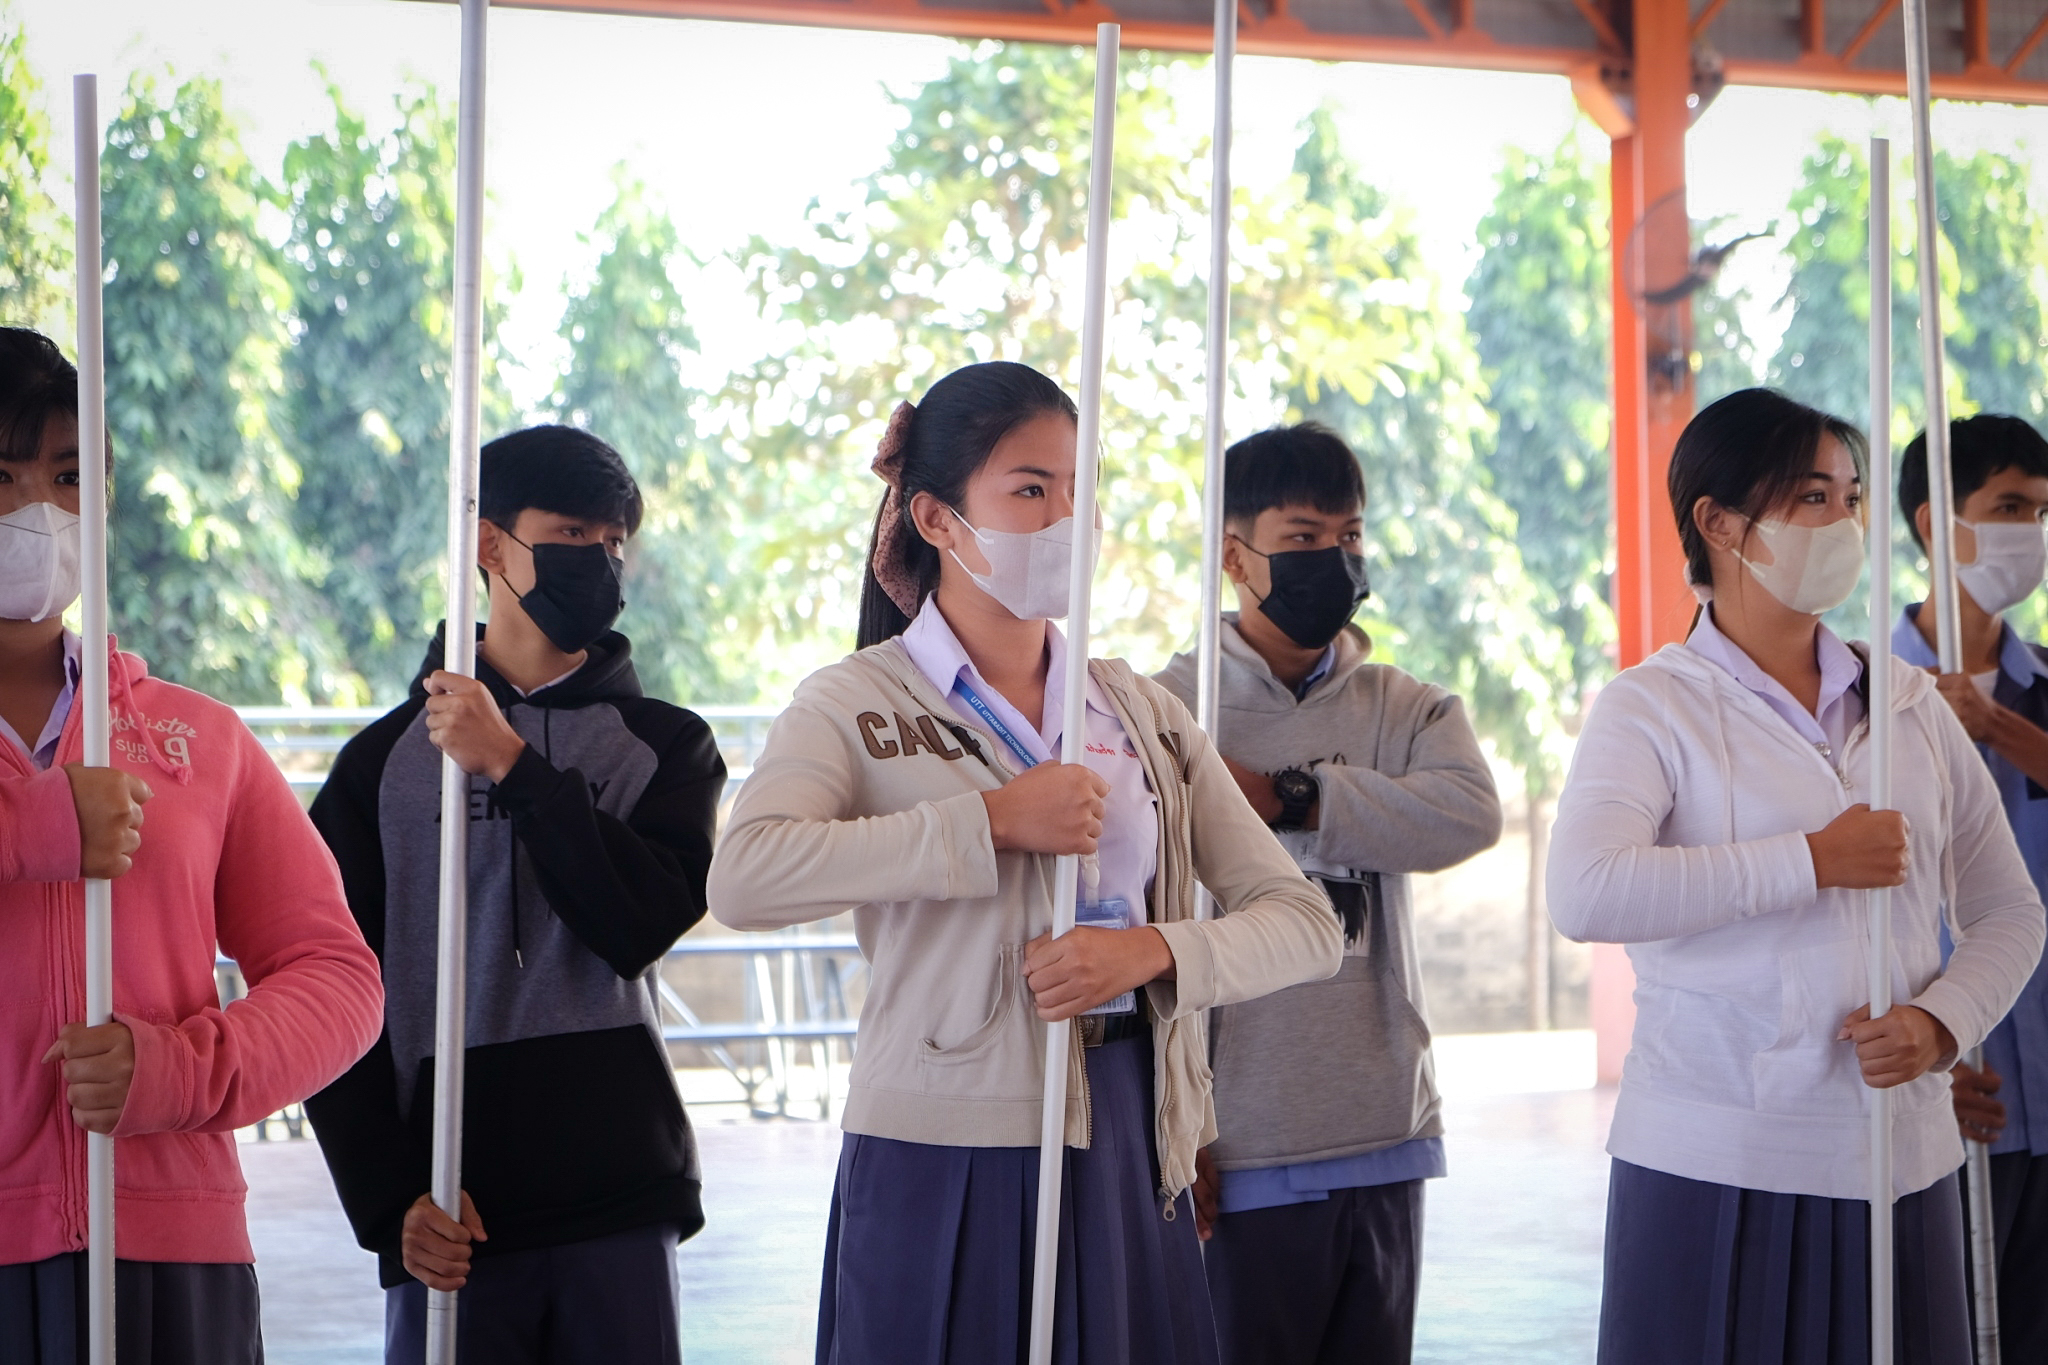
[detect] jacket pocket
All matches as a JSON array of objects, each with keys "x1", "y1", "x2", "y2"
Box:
[
  {"x1": 1208, "y1": 957, "x2": 1434, "y2": 1165},
  {"x1": 918, "y1": 943, "x2": 1025, "y2": 1066},
  {"x1": 1751, "y1": 937, "x2": 1890, "y2": 1116}
]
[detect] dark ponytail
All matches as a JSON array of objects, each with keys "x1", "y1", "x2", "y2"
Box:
[
  {"x1": 1667, "y1": 387, "x2": 1867, "y2": 591},
  {"x1": 856, "y1": 361, "x2": 1078, "y2": 648}
]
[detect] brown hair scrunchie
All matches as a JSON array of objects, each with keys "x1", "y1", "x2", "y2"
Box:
[{"x1": 869, "y1": 401, "x2": 923, "y2": 616}]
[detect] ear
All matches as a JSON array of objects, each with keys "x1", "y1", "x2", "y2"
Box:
[
  {"x1": 1912, "y1": 501, "x2": 1934, "y2": 556},
  {"x1": 477, "y1": 518, "x2": 511, "y2": 577},
  {"x1": 1220, "y1": 530, "x2": 1250, "y2": 586},
  {"x1": 907, "y1": 490, "x2": 960, "y2": 554},
  {"x1": 1691, "y1": 496, "x2": 1743, "y2": 557}
]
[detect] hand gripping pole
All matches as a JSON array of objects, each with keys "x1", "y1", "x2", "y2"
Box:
[
  {"x1": 427, "y1": 2, "x2": 489, "y2": 1361},
  {"x1": 1026, "y1": 25, "x2": 1119, "y2": 1365},
  {"x1": 73, "y1": 71, "x2": 116, "y2": 1365}
]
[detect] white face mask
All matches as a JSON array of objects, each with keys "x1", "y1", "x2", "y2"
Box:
[
  {"x1": 948, "y1": 510, "x2": 1102, "y2": 622},
  {"x1": 1737, "y1": 516, "x2": 1865, "y2": 615},
  {"x1": 1956, "y1": 518, "x2": 2048, "y2": 617},
  {"x1": 0, "y1": 503, "x2": 82, "y2": 622}
]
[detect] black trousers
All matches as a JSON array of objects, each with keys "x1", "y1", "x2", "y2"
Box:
[
  {"x1": 384, "y1": 1223, "x2": 681, "y2": 1365},
  {"x1": 1961, "y1": 1150, "x2": 2048, "y2": 1363},
  {"x1": 0, "y1": 1255, "x2": 262, "y2": 1365},
  {"x1": 1202, "y1": 1180, "x2": 1424, "y2": 1365}
]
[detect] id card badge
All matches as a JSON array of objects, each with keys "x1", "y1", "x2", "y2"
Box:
[{"x1": 1077, "y1": 897, "x2": 1138, "y2": 1016}]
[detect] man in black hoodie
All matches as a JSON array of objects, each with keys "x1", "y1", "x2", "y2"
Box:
[{"x1": 306, "y1": 426, "x2": 725, "y2": 1365}]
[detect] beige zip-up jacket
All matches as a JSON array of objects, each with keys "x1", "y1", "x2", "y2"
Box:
[{"x1": 707, "y1": 638, "x2": 1341, "y2": 1197}]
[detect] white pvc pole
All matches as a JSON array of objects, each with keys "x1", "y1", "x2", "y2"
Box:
[
  {"x1": 1194, "y1": 0, "x2": 1235, "y2": 746},
  {"x1": 426, "y1": 2, "x2": 488, "y2": 1361},
  {"x1": 1026, "y1": 24, "x2": 1117, "y2": 1365},
  {"x1": 1192, "y1": 0, "x2": 1235, "y2": 924},
  {"x1": 1866, "y1": 135, "x2": 1895, "y2": 1365},
  {"x1": 73, "y1": 72, "x2": 115, "y2": 1365},
  {"x1": 1900, "y1": 4, "x2": 1999, "y2": 1359}
]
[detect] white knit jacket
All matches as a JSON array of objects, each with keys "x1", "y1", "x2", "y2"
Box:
[{"x1": 1549, "y1": 643, "x2": 2045, "y2": 1199}]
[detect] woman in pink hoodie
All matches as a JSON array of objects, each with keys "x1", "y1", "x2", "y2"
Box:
[{"x1": 0, "y1": 327, "x2": 385, "y2": 1364}]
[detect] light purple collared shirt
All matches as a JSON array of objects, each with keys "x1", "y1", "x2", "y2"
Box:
[
  {"x1": 0, "y1": 629, "x2": 82, "y2": 772},
  {"x1": 1685, "y1": 605, "x2": 1866, "y2": 759},
  {"x1": 899, "y1": 597, "x2": 1158, "y2": 925}
]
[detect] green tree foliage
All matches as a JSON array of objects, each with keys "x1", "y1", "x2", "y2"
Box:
[
  {"x1": 553, "y1": 176, "x2": 742, "y2": 703},
  {"x1": 1265, "y1": 110, "x2": 1570, "y2": 796},
  {"x1": 1938, "y1": 148, "x2": 2048, "y2": 424},
  {"x1": 723, "y1": 41, "x2": 1209, "y2": 688},
  {"x1": 100, "y1": 73, "x2": 347, "y2": 703},
  {"x1": 0, "y1": 12, "x2": 70, "y2": 339},
  {"x1": 1464, "y1": 132, "x2": 1614, "y2": 720},
  {"x1": 1768, "y1": 136, "x2": 2048, "y2": 634},
  {"x1": 280, "y1": 82, "x2": 457, "y2": 699}
]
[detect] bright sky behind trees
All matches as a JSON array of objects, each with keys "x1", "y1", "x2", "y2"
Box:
[{"x1": 23, "y1": 0, "x2": 2048, "y2": 415}]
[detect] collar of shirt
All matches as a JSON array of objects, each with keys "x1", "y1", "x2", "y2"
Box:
[
  {"x1": 1686, "y1": 604, "x2": 1863, "y2": 752},
  {"x1": 509, "y1": 657, "x2": 586, "y2": 699},
  {"x1": 899, "y1": 596, "x2": 1113, "y2": 762},
  {"x1": 1294, "y1": 644, "x2": 1336, "y2": 701},
  {"x1": 1891, "y1": 601, "x2": 2048, "y2": 690},
  {"x1": 0, "y1": 629, "x2": 83, "y2": 772}
]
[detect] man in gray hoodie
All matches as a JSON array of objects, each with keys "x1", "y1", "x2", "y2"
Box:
[{"x1": 1156, "y1": 422, "x2": 1502, "y2": 1364}]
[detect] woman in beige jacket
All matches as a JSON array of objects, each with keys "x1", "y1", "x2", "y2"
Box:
[{"x1": 707, "y1": 361, "x2": 1340, "y2": 1365}]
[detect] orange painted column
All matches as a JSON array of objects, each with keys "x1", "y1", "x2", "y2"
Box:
[{"x1": 1594, "y1": 0, "x2": 1698, "y2": 1084}]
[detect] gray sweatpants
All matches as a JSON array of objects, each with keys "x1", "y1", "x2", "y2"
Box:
[{"x1": 0, "y1": 1254, "x2": 262, "y2": 1365}]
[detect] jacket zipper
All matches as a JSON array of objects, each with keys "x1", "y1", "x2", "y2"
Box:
[{"x1": 55, "y1": 881, "x2": 85, "y2": 1249}]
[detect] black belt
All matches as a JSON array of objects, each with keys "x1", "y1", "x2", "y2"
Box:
[{"x1": 1083, "y1": 1007, "x2": 1151, "y2": 1046}]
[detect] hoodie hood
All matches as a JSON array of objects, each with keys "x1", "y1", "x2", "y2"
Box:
[
  {"x1": 1158, "y1": 613, "x2": 1372, "y2": 716},
  {"x1": 410, "y1": 622, "x2": 642, "y2": 708}
]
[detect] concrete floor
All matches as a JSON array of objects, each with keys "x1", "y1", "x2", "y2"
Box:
[{"x1": 243, "y1": 1067, "x2": 1614, "y2": 1364}]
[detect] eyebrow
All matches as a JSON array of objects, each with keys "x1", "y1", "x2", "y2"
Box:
[
  {"x1": 1803, "y1": 471, "x2": 1862, "y2": 484},
  {"x1": 1006, "y1": 465, "x2": 1058, "y2": 479}
]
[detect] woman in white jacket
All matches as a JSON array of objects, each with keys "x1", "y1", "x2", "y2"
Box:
[
  {"x1": 706, "y1": 361, "x2": 1341, "y2": 1365},
  {"x1": 1548, "y1": 388, "x2": 2044, "y2": 1364}
]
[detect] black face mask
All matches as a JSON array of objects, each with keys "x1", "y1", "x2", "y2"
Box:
[
  {"x1": 500, "y1": 532, "x2": 625, "y2": 653},
  {"x1": 1242, "y1": 543, "x2": 1371, "y2": 650}
]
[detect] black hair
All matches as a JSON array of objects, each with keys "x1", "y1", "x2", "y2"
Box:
[
  {"x1": 0, "y1": 327, "x2": 79, "y2": 464},
  {"x1": 856, "y1": 361, "x2": 1078, "y2": 648},
  {"x1": 1898, "y1": 414, "x2": 2048, "y2": 553},
  {"x1": 1668, "y1": 387, "x2": 1867, "y2": 591},
  {"x1": 479, "y1": 425, "x2": 643, "y2": 537},
  {"x1": 1222, "y1": 422, "x2": 1366, "y2": 530}
]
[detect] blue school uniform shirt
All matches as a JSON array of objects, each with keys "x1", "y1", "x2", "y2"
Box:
[
  {"x1": 1893, "y1": 604, "x2": 2048, "y2": 1158},
  {"x1": 1215, "y1": 640, "x2": 1448, "y2": 1215}
]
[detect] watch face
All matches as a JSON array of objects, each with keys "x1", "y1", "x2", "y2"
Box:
[{"x1": 1275, "y1": 769, "x2": 1316, "y2": 802}]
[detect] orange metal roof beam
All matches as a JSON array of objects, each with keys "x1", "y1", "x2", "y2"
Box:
[{"x1": 421, "y1": 0, "x2": 2048, "y2": 103}]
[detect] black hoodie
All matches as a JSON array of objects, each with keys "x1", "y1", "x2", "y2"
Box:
[{"x1": 305, "y1": 625, "x2": 724, "y2": 1288}]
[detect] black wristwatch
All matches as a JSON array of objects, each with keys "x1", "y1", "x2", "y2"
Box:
[{"x1": 1271, "y1": 767, "x2": 1319, "y2": 831}]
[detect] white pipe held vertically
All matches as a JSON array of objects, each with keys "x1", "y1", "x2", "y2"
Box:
[
  {"x1": 1866, "y1": 135, "x2": 1895, "y2": 1365},
  {"x1": 73, "y1": 71, "x2": 116, "y2": 1365},
  {"x1": 1026, "y1": 24, "x2": 1118, "y2": 1365},
  {"x1": 1194, "y1": 0, "x2": 1236, "y2": 749},
  {"x1": 427, "y1": 2, "x2": 490, "y2": 1362},
  {"x1": 1899, "y1": 3, "x2": 1999, "y2": 1358}
]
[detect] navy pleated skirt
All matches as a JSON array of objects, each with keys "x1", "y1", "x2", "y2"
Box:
[
  {"x1": 816, "y1": 1033, "x2": 1218, "y2": 1365},
  {"x1": 1599, "y1": 1159, "x2": 1969, "y2": 1365}
]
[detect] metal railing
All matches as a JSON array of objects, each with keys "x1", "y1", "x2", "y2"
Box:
[{"x1": 224, "y1": 704, "x2": 863, "y2": 1129}]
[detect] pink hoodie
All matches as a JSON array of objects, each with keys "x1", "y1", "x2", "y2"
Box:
[{"x1": 0, "y1": 645, "x2": 383, "y2": 1265}]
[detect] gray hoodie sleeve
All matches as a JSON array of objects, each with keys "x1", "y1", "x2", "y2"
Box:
[{"x1": 1312, "y1": 685, "x2": 1502, "y2": 873}]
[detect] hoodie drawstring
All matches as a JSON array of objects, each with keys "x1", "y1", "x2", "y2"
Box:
[
  {"x1": 506, "y1": 705, "x2": 554, "y2": 971},
  {"x1": 107, "y1": 639, "x2": 194, "y2": 787}
]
